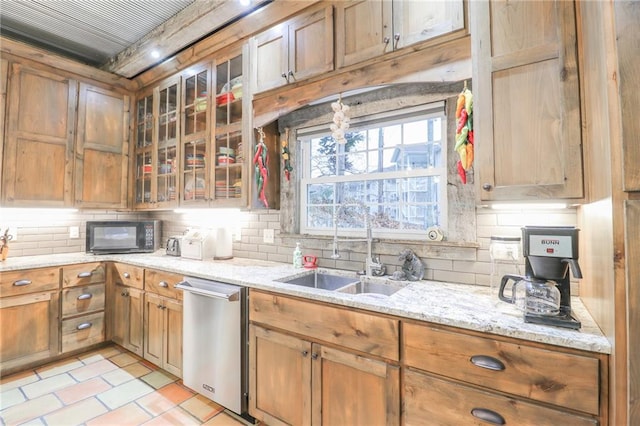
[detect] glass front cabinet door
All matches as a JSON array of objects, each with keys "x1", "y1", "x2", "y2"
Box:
[
  {"x1": 213, "y1": 51, "x2": 246, "y2": 206},
  {"x1": 134, "y1": 90, "x2": 154, "y2": 208},
  {"x1": 134, "y1": 77, "x2": 180, "y2": 209},
  {"x1": 181, "y1": 65, "x2": 211, "y2": 205}
]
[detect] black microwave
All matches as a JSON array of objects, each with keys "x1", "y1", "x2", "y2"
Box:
[{"x1": 86, "y1": 220, "x2": 160, "y2": 254}]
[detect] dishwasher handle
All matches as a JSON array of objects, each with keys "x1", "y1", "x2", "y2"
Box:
[{"x1": 175, "y1": 281, "x2": 240, "y2": 301}]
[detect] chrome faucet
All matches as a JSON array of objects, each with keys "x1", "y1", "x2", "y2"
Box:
[{"x1": 331, "y1": 201, "x2": 386, "y2": 277}]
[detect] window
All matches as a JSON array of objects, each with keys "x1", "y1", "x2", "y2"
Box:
[{"x1": 299, "y1": 102, "x2": 447, "y2": 240}]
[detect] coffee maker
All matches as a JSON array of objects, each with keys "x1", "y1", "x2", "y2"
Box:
[{"x1": 521, "y1": 226, "x2": 582, "y2": 329}]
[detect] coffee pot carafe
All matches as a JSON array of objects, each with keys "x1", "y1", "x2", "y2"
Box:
[{"x1": 498, "y1": 274, "x2": 561, "y2": 316}]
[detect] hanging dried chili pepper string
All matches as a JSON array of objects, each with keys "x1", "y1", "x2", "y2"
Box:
[
  {"x1": 253, "y1": 127, "x2": 269, "y2": 208},
  {"x1": 454, "y1": 80, "x2": 474, "y2": 184},
  {"x1": 281, "y1": 127, "x2": 293, "y2": 181}
]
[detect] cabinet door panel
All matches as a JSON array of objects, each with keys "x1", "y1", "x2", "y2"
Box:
[
  {"x1": 127, "y1": 288, "x2": 144, "y2": 356},
  {"x1": 75, "y1": 84, "x2": 128, "y2": 208},
  {"x1": 3, "y1": 64, "x2": 75, "y2": 206},
  {"x1": 249, "y1": 325, "x2": 312, "y2": 426},
  {"x1": 335, "y1": 0, "x2": 392, "y2": 68},
  {"x1": 393, "y1": 0, "x2": 465, "y2": 49},
  {"x1": 163, "y1": 297, "x2": 182, "y2": 377},
  {"x1": 404, "y1": 370, "x2": 597, "y2": 426},
  {"x1": 288, "y1": 5, "x2": 334, "y2": 82},
  {"x1": 253, "y1": 26, "x2": 288, "y2": 93},
  {"x1": 472, "y1": 0, "x2": 582, "y2": 200},
  {"x1": 144, "y1": 292, "x2": 164, "y2": 366},
  {"x1": 62, "y1": 283, "x2": 105, "y2": 317},
  {"x1": 0, "y1": 292, "x2": 59, "y2": 368},
  {"x1": 61, "y1": 312, "x2": 105, "y2": 353},
  {"x1": 316, "y1": 345, "x2": 399, "y2": 426}
]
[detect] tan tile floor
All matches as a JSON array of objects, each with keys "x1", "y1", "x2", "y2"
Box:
[{"x1": 0, "y1": 345, "x2": 249, "y2": 426}]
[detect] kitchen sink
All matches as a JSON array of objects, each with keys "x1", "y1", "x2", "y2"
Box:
[
  {"x1": 277, "y1": 270, "x2": 407, "y2": 297},
  {"x1": 336, "y1": 280, "x2": 408, "y2": 296},
  {"x1": 277, "y1": 271, "x2": 360, "y2": 291}
]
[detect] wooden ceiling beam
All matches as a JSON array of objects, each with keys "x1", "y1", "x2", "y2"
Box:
[{"x1": 102, "y1": 0, "x2": 270, "y2": 78}]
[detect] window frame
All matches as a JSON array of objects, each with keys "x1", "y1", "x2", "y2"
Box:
[{"x1": 298, "y1": 101, "x2": 448, "y2": 240}]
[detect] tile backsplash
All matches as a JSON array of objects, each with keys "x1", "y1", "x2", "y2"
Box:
[{"x1": 1, "y1": 207, "x2": 579, "y2": 293}]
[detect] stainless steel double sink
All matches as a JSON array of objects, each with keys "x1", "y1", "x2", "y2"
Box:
[{"x1": 276, "y1": 270, "x2": 407, "y2": 297}]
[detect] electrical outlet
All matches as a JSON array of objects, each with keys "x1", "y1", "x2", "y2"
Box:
[
  {"x1": 263, "y1": 229, "x2": 275, "y2": 244},
  {"x1": 69, "y1": 226, "x2": 80, "y2": 239}
]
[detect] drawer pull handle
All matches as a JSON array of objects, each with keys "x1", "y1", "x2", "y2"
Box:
[
  {"x1": 123, "y1": 272, "x2": 131, "y2": 278},
  {"x1": 77, "y1": 271, "x2": 92, "y2": 278},
  {"x1": 470, "y1": 355, "x2": 505, "y2": 371},
  {"x1": 13, "y1": 279, "x2": 32, "y2": 286},
  {"x1": 471, "y1": 408, "x2": 505, "y2": 425},
  {"x1": 76, "y1": 322, "x2": 92, "y2": 330},
  {"x1": 77, "y1": 293, "x2": 93, "y2": 300},
  {"x1": 159, "y1": 281, "x2": 169, "y2": 288}
]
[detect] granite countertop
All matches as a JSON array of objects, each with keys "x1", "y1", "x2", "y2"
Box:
[{"x1": 0, "y1": 251, "x2": 611, "y2": 354}]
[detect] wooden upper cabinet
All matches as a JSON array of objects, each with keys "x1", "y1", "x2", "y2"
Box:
[
  {"x1": 2, "y1": 63, "x2": 76, "y2": 206},
  {"x1": 393, "y1": 0, "x2": 465, "y2": 49},
  {"x1": 335, "y1": 0, "x2": 392, "y2": 68},
  {"x1": 252, "y1": 4, "x2": 334, "y2": 94},
  {"x1": 615, "y1": 2, "x2": 640, "y2": 191},
  {"x1": 75, "y1": 83, "x2": 129, "y2": 208},
  {"x1": 471, "y1": 0, "x2": 583, "y2": 201},
  {"x1": 335, "y1": 0, "x2": 465, "y2": 69}
]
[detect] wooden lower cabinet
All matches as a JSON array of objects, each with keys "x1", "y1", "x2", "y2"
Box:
[
  {"x1": 403, "y1": 321, "x2": 607, "y2": 424},
  {"x1": 112, "y1": 284, "x2": 144, "y2": 356},
  {"x1": 249, "y1": 325, "x2": 399, "y2": 426},
  {"x1": 0, "y1": 291, "x2": 60, "y2": 375},
  {"x1": 143, "y1": 292, "x2": 182, "y2": 377},
  {"x1": 404, "y1": 369, "x2": 597, "y2": 426},
  {"x1": 248, "y1": 289, "x2": 400, "y2": 426}
]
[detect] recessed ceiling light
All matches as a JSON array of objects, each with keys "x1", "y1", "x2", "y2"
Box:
[
  {"x1": 151, "y1": 50, "x2": 161, "y2": 59},
  {"x1": 239, "y1": 0, "x2": 251, "y2": 6}
]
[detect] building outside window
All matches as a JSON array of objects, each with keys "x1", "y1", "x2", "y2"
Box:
[{"x1": 298, "y1": 102, "x2": 447, "y2": 240}]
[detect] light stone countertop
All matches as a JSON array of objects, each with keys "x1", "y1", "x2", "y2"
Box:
[{"x1": 0, "y1": 251, "x2": 611, "y2": 354}]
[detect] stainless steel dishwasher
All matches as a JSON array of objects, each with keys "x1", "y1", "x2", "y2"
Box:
[{"x1": 176, "y1": 276, "x2": 250, "y2": 419}]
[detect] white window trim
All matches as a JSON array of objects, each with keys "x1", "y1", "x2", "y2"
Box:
[{"x1": 298, "y1": 102, "x2": 448, "y2": 241}]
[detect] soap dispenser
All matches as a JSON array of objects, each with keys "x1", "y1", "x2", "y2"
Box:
[{"x1": 293, "y1": 242, "x2": 303, "y2": 268}]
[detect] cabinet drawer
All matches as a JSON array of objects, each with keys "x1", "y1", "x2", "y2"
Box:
[
  {"x1": 62, "y1": 263, "x2": 105, "y2": 288},
  {"x1": 144, "y1": 269, "x2": 183, "y2": 300},
  {"x1": 403, "y1": 322, "x2": 600, "y2": 415},
  {"x1": 249, "y1": 290, "x2": 399, "y2": 361},
  {"x1": 404, "y1": 369, "x2": 597, "y2": 426},
  {"x1": 0, "y1": 267, "x2": 59, "y2": 297},
  {"x1": 112, "y1": 263, "x2": 144, "y2": 289},
  {"x1": 61, "y1": 312, "x2": 105, "y2": 353},
  {"x1": 62, "y1": 283, "x2": 105, "y2": 318}
]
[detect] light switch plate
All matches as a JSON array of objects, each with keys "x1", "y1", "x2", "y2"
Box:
[{"x1": 263, "y1": 229, "x2": 275, "y2": 244}]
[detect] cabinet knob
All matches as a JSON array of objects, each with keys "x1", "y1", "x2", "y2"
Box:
[
  {"x1": 482, "y1": 183, "x2": 493, "y2": 191},
  {"x1": 311, "y1": 353, "x2": 319, "y2": 360},
  {"x1": 302, "y1": 350, "x2": 309, "y2": 357},
  {"x1": 159, "y1": 281, "x2": 168, "y2": 288},
  {"x1": 393, "y1": 33, "x2": 400, "y2": 49},
  {"x1": 281, "y1": 72, "x2": 288, "y2": 81},
  {"x1": 383, "y1": 36, "x2": 390, "y2": 45},
  {"x1": 288, "y1": 70, "x2": 295, "y2": 80},
  {"x1": 123, "y1": 272, "x2": 131, "y2": 279},
  {"x1": 471, "y1": 408, "x2": 505, "y2": 425},
  {"x1": 121, "y1": 291, "x2": 129, "y2": 297}
]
